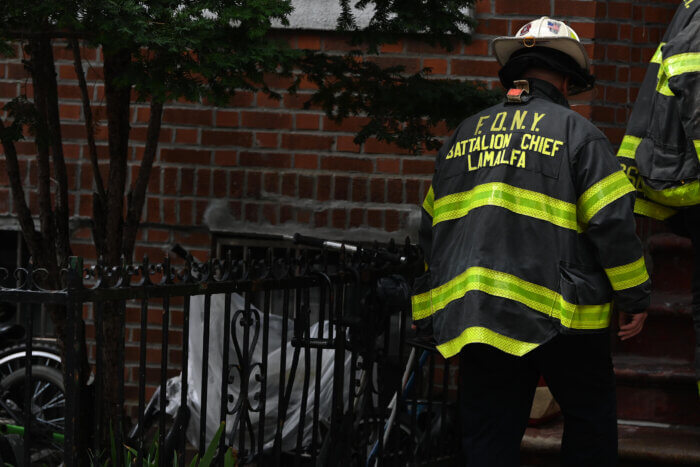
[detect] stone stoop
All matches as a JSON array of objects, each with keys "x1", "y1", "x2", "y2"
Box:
[
  {"x1": 521, "y1": 228, "x2": 699, "y2": 465},
  {"x1": 521, "y1": 420, "x2": 700, "y2": 466}
]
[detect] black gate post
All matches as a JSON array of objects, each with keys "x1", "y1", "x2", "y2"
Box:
[{"x1": 64, "y1": 256, "x2": 84, "y2": 465}]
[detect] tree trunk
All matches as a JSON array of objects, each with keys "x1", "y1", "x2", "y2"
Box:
[
  {"x1": 3, "y1": 38, "x2": 93, "y2": 464},
  {"x1": 30, "y1": 37, "x2": 93, "y2": 464},
  {"x1": 98, "y1": 48, "x2": 133, "y2": 464}
]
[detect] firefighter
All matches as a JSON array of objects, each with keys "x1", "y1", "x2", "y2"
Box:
[
  {"x1": 616, "y1": 0, "x2": 700, "y2": 396},
  {"x1": 412, "y1": 17, "x2": 651, "y2": 466}
]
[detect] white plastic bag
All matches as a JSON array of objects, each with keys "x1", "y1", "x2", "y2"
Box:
[{"x1": 181, "y1": 293, "x2": 352, "y2": 452}]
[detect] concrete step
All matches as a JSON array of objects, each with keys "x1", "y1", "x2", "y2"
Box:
[
  {"x1": 522, "y1": 419, "x2": 700, "y2": 466},
  {"x1": 614, "y1": 355, "x2": 699, "y2": 425},
  {"x1": 612, "y1": 292, "x2": 695, "y2": 361},
  {"x1": 646, "y1": 233, "x2": 694, "y2": 294}
]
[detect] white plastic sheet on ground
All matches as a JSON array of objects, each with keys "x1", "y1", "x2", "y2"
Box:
[{"x1": 165, "y1": 293, "x2": 352, "y2": 452}]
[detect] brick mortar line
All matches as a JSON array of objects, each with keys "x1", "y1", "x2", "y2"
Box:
[
  {"x1": 474, "y1": 14, "x2": 607, "y2": 23},
  {"x1": 135, "y1": 167, "x2": 437, "y2": 177},
  {"x1": 155, "y1": 148, "x2": 439, "y2": 159}
]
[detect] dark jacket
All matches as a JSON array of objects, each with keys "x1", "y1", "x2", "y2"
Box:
[
  {"x1": 617, "y1": 1, "x2": 700, "y2": 216},
  {"x1": 413, "y1": 79, "x2": 651, "y2": 359}
]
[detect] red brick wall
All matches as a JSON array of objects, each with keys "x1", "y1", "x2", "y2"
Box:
[
  {"x1": 590, "y1": 1, "x2": 676, "y2": 143},
  {"x1": 0, "y1": 0, "x2": 682, "y2": 411},
  {"x1": 0, "y1": 1, "x2": 680, "y2": 260}
]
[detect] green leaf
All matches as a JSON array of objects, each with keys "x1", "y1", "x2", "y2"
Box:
[
  {"x1": 199, "y1": 422, "x2": 226, "y2": 466},
  {"x1": 110, "y1": 424, "x2": 117, "y2": 466},
  {"x1": 147, "y1": 428, "x2": 159, "y2": 463},
  {"x1": 224, "y1": 447, "x2": 237, "y2": 467}
]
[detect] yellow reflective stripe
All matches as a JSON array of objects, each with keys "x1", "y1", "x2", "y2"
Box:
[
  {"x1": 436, "y1": 326, "x2": 539, "y2": 358},
  {"x1": 663, "y1": 52, "x2": 700, "y2": 78},
  {"x1": 411, "y1": 289, "x2": 432, "y2": 320},
  {"x1": 617, "y1": 135, "x2": 641, "y2": 160},
  {"x1": 694, "y1": 140, "x2": 700, "y2": 162},
  {"x1": 653, "y1": 43, "x2": 674, "y2": 96},
  {"x1": 423, "y1": 185, "x2": 434, "y2": 217},
  {"x1": 642, "y1": 179, "x2": 700, "y2": 207},
  {"x1": 605, "y1": 257, "x2": 649, "y2": 291},
  {"x1": 410, "y1": 266, "x2": 610, "y2": 330},
  {"x1": 427, "y1": 267, "x2": 555, "y2": 316},
  {"x1": 578, "y1": 171, "x2": 635, "y2": 223},
  {"x1": 633, "y1": 198, "x2": 676, "y2": 220},
  {"x1": 655, "y1": 52, "x2": 700, "y2": 96},
  {"x1": 650, "y1": 42, "x2": 665, "y2": 64},
  {"x1": 559, "y1": 302, "x2": 611, "y2": 330},
  {"x1": 432, "y1": 182, "x2": 578, "y2": 231},
  {"x1": 656, "y1": 74, "x2": 675, "y2": 96}
]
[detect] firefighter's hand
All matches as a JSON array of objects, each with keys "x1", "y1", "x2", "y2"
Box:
[{"x1": 618, "y1": 312, "x2": 647, "y2": 340}]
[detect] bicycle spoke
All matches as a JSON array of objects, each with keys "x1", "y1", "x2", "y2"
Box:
[
  {"x1": 32, "y1": 380, "x2": 52, "y2": 401},
  {"x1": 41, "y1": 398, "x2": 65, "y2": 410},
  {"x1": 40, "y1": 392, "x2": 65, "y2": 410},
  {"x1": 36, "y1": 417, "x2": 64, "y2": 430},
  {"x1": 40, "y1": 416, "x2": 64, "y2": 425}
]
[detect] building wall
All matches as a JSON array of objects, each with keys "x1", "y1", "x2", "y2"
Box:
[
  {"x1": 0, "y1": 0, "x2": 679, "y2": 260},
  {"x1": 0, "y1": 0, "x2": 681, "y2": 401}
]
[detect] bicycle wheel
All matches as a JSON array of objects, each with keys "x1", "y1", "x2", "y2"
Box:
[
  {"x1": 352, "y1": 414, "x2": 421, "y2": 467},
  {"x1": 0, "y1": 365, "x2": 65, "y2": 464},
  {"x1": 0, "y1": 340, "x2": 62, "y2": 381}
]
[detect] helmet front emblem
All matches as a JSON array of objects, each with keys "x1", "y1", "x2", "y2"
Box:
[{"x1": 522, "y1": 36, "x2": 536, "y2": 47}]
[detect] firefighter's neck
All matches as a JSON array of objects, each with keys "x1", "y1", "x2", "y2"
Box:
[{"x1": 521, "y1": 68, "x2": 570, "y2": 99}]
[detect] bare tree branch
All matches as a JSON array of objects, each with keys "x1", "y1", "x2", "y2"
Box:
[
  {"x1": 122, "y1": 100, "x2": 163, "y2": 259},
  {"x1": 71, "y1": 39, "x2": 106, "y2": 202},
  {"x1": 102, "y1": 49, "x2": 132, "y2": 264},
  {"x1": 28, "y1": 38, "x2": 59, "y2": 274},
  {"x1": 38, "y1": 37, "x2": 72, "y2": 264},
  {"x1": 0, "y1": 119, "x2": 43, "y2": 259},
  {"x1": 91, "y1": 192, "x2": 107, "y2": 256}
]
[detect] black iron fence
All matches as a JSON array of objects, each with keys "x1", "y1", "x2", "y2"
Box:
[{"x1": 0, "y1": 239, "x2": 461, "y2": 466}]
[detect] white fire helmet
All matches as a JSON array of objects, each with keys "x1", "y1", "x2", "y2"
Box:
[{"x1": 492, "y1": 17, "x2": 590, "y2": 72}]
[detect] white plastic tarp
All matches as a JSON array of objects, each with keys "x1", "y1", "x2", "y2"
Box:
[{"x1": 166, "y1": 293, "x2": 352, "y2": 452}]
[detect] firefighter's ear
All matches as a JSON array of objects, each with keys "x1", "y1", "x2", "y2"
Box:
[{"x1": 561, "y1": 75, "x2": 571, "y2": 98}]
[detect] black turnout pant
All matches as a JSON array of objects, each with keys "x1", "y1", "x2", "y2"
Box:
[{"x1": 458, "y1": 333, "x2": 617, "y2": 467}]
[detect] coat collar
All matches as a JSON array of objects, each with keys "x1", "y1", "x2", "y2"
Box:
[{"x1": 525, "y1": 78, "x2": 570, "y2": 108}]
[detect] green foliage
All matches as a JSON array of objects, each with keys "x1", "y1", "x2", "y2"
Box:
[
  {"x1": 0, "y1": 0, "x2": 498, "y2": 153},
  {"x1": 301, "y1": 0, "x2": 502, "y2": 153},
  {"x1": 302, "y1": 51, "x2": 502, "y2": 152},
  {"x1": 340, "y1": 0, "x2": 478, "y2": 53},
  {"x1": 306, "y1": 0, "x2": 500, "y2": 153},
  {"x1": 0, "y1": 96, "x2": 53, "y2": 148},
  {"x1": 1, "y1": 0, "x2": 299, "y2": 105},
  {"x1": 75, "y1": 0, "x2": 299, "y2": 105},
  {"x1": 98, "y1": 422, "x2": 235, "y2": 466},
  {"x1": 0, "y1": 41, "x2": 15, "y2": 57},
  {"x1": 187, "y1": 422, "x2": 235, "y2": 467}
]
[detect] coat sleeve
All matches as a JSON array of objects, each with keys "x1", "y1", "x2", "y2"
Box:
[
  {"x1": 574, "y1": 137, "x2": 652, "y2": 313},
  {"x1": 663, "y1": 14, "x2": 700, "y2": 160},
  {"x1": 412, "y1": 135, "x2": 449, "y2": 324},
  {"x1": 411, "y1": 179, "x2": 435, "y2": 324}
]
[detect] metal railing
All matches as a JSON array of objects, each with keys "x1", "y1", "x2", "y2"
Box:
[{"x1": 0, "y1": 240, "x2": 460, "y2": 466}]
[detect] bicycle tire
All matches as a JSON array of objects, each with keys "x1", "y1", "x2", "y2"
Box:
[
  {"x1": 355, "y1": 413, "x2": 421, "y2": 467},
  {"x1": 1, "y1": 365, "x2": 66, "y2": 424},
  {"x1": 0, "y1": 365, "x2": 65, "y2": 464},
  {"x1": 0, "y1": 340, "x2": 62, "y2": 381}
]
